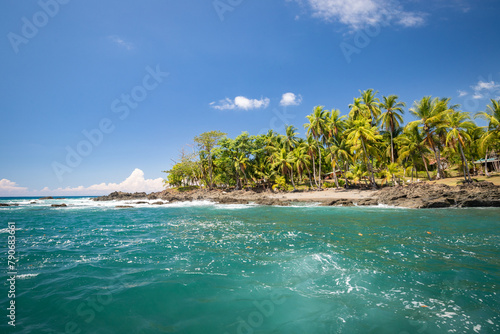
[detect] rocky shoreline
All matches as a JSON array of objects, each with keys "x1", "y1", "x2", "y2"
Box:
[{"x1": 93, "y1": 182, "x2": 500, "y2": 209}]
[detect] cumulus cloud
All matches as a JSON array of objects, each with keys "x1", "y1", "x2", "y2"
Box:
[
  {"x1": 108, "y1": 35, "x2": 134, "y2": 50},
  {"x1": 294, "y1": 0, "x2": 426, "y2": 30},
  {"x1": 0, "y1": 179, "x2": 28, "y2": 196},
  {"x1": 280, "y1": 92, "x2": 303, "y2": 106},
  {"x1": 210, "y1": 96, "x2": 270, "y2": 110},
  {"x1": 457, "y1": 78, "x2": 500, "y2": 101},
  {"x1": 0, "y1": 169, "x2": 164, "y2": 197},
  {"x1": 469, "y1": 80, "x2": 500, "y2": 100},
  {"x1": 472, "y1": 80, "x2": 500, "y2": 92}
]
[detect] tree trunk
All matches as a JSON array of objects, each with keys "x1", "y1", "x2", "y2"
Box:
[
  {"x1": 421, "y1": 153, "x2": 431, "y2": 181},
  {"x1": 361, "y1": 139, "x2": 377, "y2": 189},
  {"x1": 428, "y1": 137, "x2": 442, "y2": 179},
  {"x1": 436, "y1": 148, "x2": 445, "y2": 179},
  {"x1": 305, "y1": 166, "x2": 314, "y2": 189},
  {"x1": 311, "y1": 153, "x2": 318, "y2": 188},
  {"x1": 208, "y1": 153, "x2": 213, "y2": 190},
  {"x1": 485, "y1": 153, "x2": 490, "y2": 177},
  {"x1": 290, "y1": 169, "x2": 296, "y2": 190},
  {"x1": 317, "y1": 145, "x2": 322, "y2": 190},
  {"x1": 331, "y1": 158, "x2": 339, "y2": 189},
  {"x1": 458, "y1": 143, "x2": 471, "y2": 183},
  {"x1": 235, "y1": 166, "x2": 241, "y2": 190},
  {"x1": 390, "y1": 130, "x2": 395, "y2": 164}
]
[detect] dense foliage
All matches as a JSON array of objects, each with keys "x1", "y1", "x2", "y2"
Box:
[{"x1": 164, "y1": 91, "x2": 500, "y2": 190}]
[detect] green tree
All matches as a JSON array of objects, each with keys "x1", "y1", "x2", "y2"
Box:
[
  {"x1": 361, "y1": 89, "x2": 381, "y2": 126},
  {"x1": 379, "y1": 95, "x2": 406, "y2": 163},
  {"x1": 304, "y1": 106, "x2": 328, "y2": 189},
  {"x1": 345, "y1": 118, "x2": 382, "y2": 188},
  {"x1": 407, "y1": 97, "x2": 450, "y2": 179},
  {"x1": 396, "y1": 126, "x2": 432, "y2": 181},
  {"x1": 194, "y1": 130, "x2": 227, "y2": 189},
  {"x1": 445, "y1": 110, "x2": 475, "y2": 183}
]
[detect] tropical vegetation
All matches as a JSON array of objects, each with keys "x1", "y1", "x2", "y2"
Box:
[{"x1": 164, "y1": 91, "x2": 500, "y2": 190}]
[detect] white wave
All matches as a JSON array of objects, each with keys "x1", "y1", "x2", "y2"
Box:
[{"x1": 16, "y1": 273, "x2": 39, "y2": 279}]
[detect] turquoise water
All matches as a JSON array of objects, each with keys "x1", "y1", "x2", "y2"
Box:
[{"x1": 0, "y1": 198, "x2": 499, "y2": 333}]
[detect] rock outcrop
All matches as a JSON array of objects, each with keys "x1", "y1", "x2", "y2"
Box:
[
  {"x1": 375, "y1": 182, "x2": 500, "y2": 208},
  {"x1": 92, "y1": 182, "x2": 500, "y2": 209}
]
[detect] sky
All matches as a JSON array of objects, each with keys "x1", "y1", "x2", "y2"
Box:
[{"x1": 1, "y1": 0, "x2": 500, "y2": 196}]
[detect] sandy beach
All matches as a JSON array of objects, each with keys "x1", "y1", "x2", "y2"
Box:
[{"x1": 269, "y1": 189, "x2": 377, "y2": 201}]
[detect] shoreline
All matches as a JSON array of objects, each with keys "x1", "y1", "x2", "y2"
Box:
[{"x1": 93, "y1": 181, "x2": 500, "y2": 209}]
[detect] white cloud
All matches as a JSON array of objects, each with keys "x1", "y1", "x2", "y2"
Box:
[
  {"x1": 294, "y1": 0, "x2": 426, "y2": 30},
  {"x1": 463, "y1": 80, "x2": 500, "y2": 100},
  {"x1": 210, "y1": 96, "x2": 270, "y2": 110},
  {"x1": 0, "y1": 169, "x2": 164, "y2": 197},
  {"x1": 280, "y1": 92, "x2": 303, "y2": 106},
  {"x1": 398, "y1": 12, "x2": 426, "y2": 27},
  {"x1": 108, "y1": 35, "x2": 134, "y2": 50},
  {"x1": 458, "y1": 90, "x2": 468, "y2": 97},
  {"x1": 0, "y1": 179, "x2": 28, "y2": 196},
  {"x1": 472, "y1": 80, "x2": 500, "y2": 92}
]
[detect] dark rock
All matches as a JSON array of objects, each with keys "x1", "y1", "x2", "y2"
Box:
[
  {"x1": 115, "y1": 206, "x2": 134, "y2": 208},
  {"x1": 328, "y1": 199, "x2": 355, "y2": 207},
  {"x1": 40, "y1": 197, "x2": 54, "y2": 200},
  {"x1": 51, "y1": 204, "x2": 67, "y2": 207},
  {"x1": 94, "y1": 192, "x2": 147, "y2": 201},
  {"x1": 0, "y1": 203, "x2": 19, "y2": 207},
  {"x1": 152, "y1": 201, "x2": 164, "y2": 205},
  {"x1": 376, "y1": 181, "x2": 500, "y2": 209},
  {"x1": 421, "y1": 198, "x2": 452, "y2": 208},
  {"x1": 356, "y1": 199, "x2": 379, "y2": 206}
]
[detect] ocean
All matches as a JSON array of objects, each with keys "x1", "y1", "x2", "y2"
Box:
[{"x1": 0, "y1": 197, "x2": 499, "y2": 333}]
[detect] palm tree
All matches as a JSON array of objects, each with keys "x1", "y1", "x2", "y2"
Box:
[
  {"x1": 379, "y1": 95, "x2": 406, "y2": 163},
  {"x1": 304, "y1": 106, "x2": 328, "y2": 189},
  {"x1": 283, "y1": 125, "x2": 299, "y2": 152},
  {"x1": 292, "y1": 144, "x2": 313, "y2": 187},
  {"x1": 348, "y1": 97, "x2": 366, "y2": 120},
  {"x1": 361, "y1": 89, "x2": 381, "y2": 126},
  {"x1": 235, "y1": 153, "x2": 249, "y2": 188},
  {"x1": 407, "y1": 96, "x2": 450, "y2": 179},
  {"x1": 345, "y1": 118, "x2": 382, "y2": 188},
  {"x1": 397, "y1": 126, "x2": 432, "y2": 181},
  {"x1": 476, "y1": 99, "x2": 500, "y2": 165},
  {"x1": 445, "y1": 110, "x2": 476, "y2": 183},
  {"x1": 270, "y1": 148, "x2": 296, "y2": 190}
]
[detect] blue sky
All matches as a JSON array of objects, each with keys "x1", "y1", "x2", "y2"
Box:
[{"x1": 1, "y1": 0, "x2": 499, "y2": 196}]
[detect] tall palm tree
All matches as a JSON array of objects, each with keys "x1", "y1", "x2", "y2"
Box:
[
  {"x1": 304, "y1": 106, "x2": 328, "y2": 189},
  {"x1": 283, "y1": 125, "x2": 299, "y2": 152},
  {"x1": 348, "y1": 97, "x2": 366, "y2": 120},
  {"x1": 345, "y1": 118, "x2": 382, "y2": 188},
  {"x1": 476, "y1": 99, "x2": 500, "y2": 151},
  {"x1": 407, "y1": 96, "x2": 450, "y2": 179},
  {"x1": 379, "y1": 95, "x2": 406, "y2": 163},
  {"x1": 325, "y1": 109, "x2": 345, "y2": 139},
  {"x1": 396, "y1": 126, "x2": 432, "y2": 181},
  {"x1": 292, "y1": 144, "x2": 313, "y2": 187},
  {"x1": 270, "y1": 148, "x2": 296, "y2": 190},
  {"x1": 361, "y1": 89, "x2": 381, "y2": 126},
  {"x1": 445, "y1": 110, "x2": 476, "y2": 183}
]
